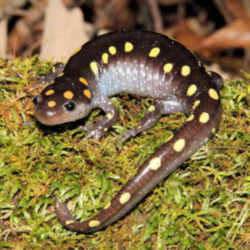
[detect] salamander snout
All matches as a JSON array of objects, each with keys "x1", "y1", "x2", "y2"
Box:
[
  {"x1": 33, "y1": 91, "x2": 92, "y2": 126},
  {"x1": 33, "y1": 93, "x2": 63, "y2": 126}
]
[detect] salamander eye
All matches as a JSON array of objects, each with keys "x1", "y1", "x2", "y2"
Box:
[
  {"x1": 64, "y1": 101, "x2": 75, "y2": 111},
  {"x1": 33, "y1": 95, "x2": 42, "y2": 106}
]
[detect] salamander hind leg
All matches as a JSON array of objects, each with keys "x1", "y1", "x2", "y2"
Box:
[
  {"x1": 208, "y1": 71, "x2": 223, "y2": 88},
  {"x1": 120, "y1": 98, "x2": 184, "y2": 143}
]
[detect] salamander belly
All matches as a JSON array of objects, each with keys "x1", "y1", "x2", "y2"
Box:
[{"x1": 98, "y1": 57, "x2": 173, "y2": 98}]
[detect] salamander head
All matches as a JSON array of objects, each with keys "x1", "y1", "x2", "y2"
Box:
[{"x1": 34, "y1": 77, "x2": 92, "y2": 126}]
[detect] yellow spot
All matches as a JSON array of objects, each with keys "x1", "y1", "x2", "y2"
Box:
[
  {"x1": 181, "y1": 65, "x2": 191, "y2": 77},
  {"x1": 45, "y1": 89, "x2": 55, "y2": 96},
  {"x1": 173, "y1": 138, "x2": 186, "y2": 152},
  {"x1": 163, "y1": 63, "x2": 173, "y2": 73},
  {"x1": 48, "y1": 100, "x2": 56, "y2": 108},
  {"x1": 186, "y1": 84, "x2": 197, "y2": 96},
  {"x1": 148, "y1": 157, "x2": 161, "y2": 171},
  {"x1": 89, "y1": 220, "x2": 100, "y2": 228},
  {"x1": 58, "y1": 72, "x2": 64, "y2": 77},
  {"x1": 65, "y1": 220, "x2": 75, "y2": 225},
  {"x1": 199, "y1": 112, "x2": 210, "y2": 123},
  {"x1": 186, "y1": 114, "x2": 194, "y2": 122},
  {"x1": 124, "y1": 41, "x2": 134, "y2": 52},
  {"x1": 83, "y1": 89, "x2": 91, "y2": 99},
  {"x1": 119, "y1": 192, "x2": 131, "y2": 204},
  {"x1": 207, "y1": 71, "x2": 212, "y2": 76},
  {"x1": 104, "y1": 201, "x2": 111, "y2": 210},
  {"x1": 211, "y1": 128, "x2": 216, "y2": 134},
  {"x1": 109, "y1": 46, "x2": 117, "y2": 55},
  {"x1": 106, "y1": 112, "x2": 113, "y2": 119},
  {"x1": 102, "y1": 53, "x2": 109, "y2": 64},
  {"x1": 90, "y1": 61, "x2": 99, "y2": 75},
  {"x1": 148, "y1": 105, "x2": 155, "y2": 112},
  {"x1": 64, "y1": 90, "x2": 74, "y2": 99},
  {"x1": 72, "y1": 46, "x2": 81, "y2": 55},
  {"x1": 208, "y1": 88, "x2": 219, "y2": 100},
  {"x1": 52, "y1": 66, "x2": 56, "y2": 73},
  {"x1": 149, "y1": 47, "x2": 160, "y2": 58},
  {"x1": 79, "y1": 77, "x2": 88, "y2": 86},
  {"x1": 192, "y1": 100, "x2": 200, "y2": 110},
  {"x1": 166, "y1": 133, "x2": 174, "y2": 142}
]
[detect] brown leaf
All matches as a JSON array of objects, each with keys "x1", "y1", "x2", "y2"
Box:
[
  {"x1": 225, "y1": 0, "x2": 250, "y2": 19},
  {"x1": 159, "y1": 0, "x2": 187, "y2": 5},
  {"x1": 164, "y1": 19, "x2": 207, "y2": 51},
  {"x1": 8, "y1": 19, "x2": 32, "y2": 56},
  {"x1": 94, "y1": 0, "x2": 134, "y2": 30},
  {"x1": 199, "y1": 18, "x2": 250, "y2": 51}
]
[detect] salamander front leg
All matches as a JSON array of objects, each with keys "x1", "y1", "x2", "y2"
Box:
[
  {"x1": 27, "y1": 63, "x2": 65, "y2": 94},
  {"x1": 82, "y1": 100, "x2": 119, "y2": 140},
  {"x1": 39, "y1": 63, "x2": 65, "y2": 84}
]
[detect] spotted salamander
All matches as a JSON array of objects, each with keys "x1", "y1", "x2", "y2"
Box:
[{"x1": 33, "y1": 30, "x2": 222, "y2": 233}]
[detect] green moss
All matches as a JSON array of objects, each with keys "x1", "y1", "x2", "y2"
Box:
[{"x1": 0, "y1": 57, "x2": 249, "y2": 249}]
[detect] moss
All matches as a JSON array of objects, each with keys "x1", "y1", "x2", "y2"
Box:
[{"x1": 0, "y1": 57, "x2": 249, "y2": 249}]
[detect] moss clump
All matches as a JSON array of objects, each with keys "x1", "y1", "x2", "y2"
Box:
[{"x1": 0, "y1": 57, "x2": 249, "y2": 249}]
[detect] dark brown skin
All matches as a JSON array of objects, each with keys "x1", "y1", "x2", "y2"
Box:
[{"x1": 34, "y1": 31, "x2": 222, "y2": 233}]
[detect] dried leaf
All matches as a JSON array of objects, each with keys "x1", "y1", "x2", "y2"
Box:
[
  {"x1": 94, "y1": 0, "x2": 134, "y2": 29},
  {"x1": 165, "y1": 19, "x2": 207, "y2": 51},
  {"x1": 40, "y1": 0, "x2": 90, "y2": 62},
  {"x1": 225, "y1": 0, "x2": 250, "y2": 19},
  {"x1": 0, "y1": 18, "x2": 7, "y2": 58},
  {"x1": 199, "y1": 18, "x2": 250, "y2": 50}
]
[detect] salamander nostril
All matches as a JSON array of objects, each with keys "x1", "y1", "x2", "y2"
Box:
[{"x1": 33, "y1": 95, "x2": 42, "y2": 106}]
